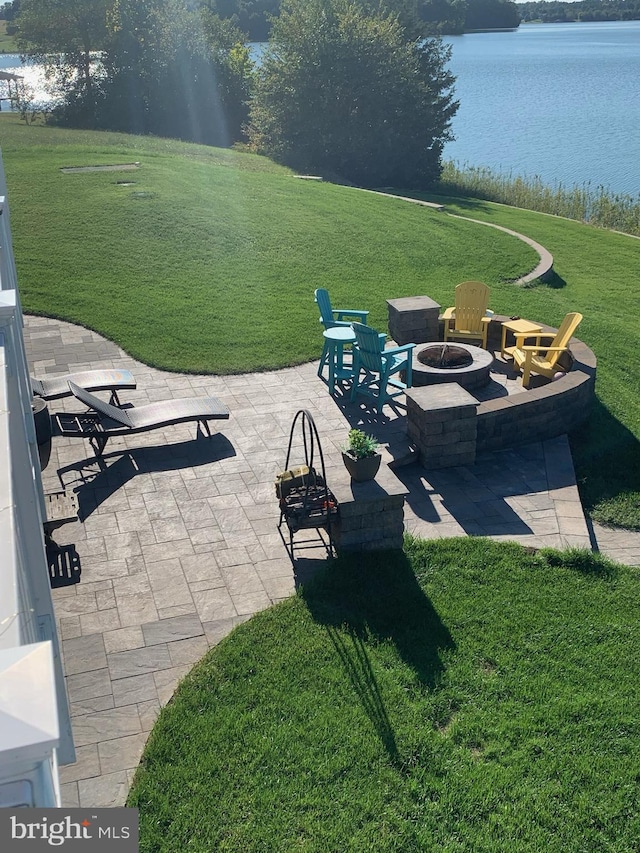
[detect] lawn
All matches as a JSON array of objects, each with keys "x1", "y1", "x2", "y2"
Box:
[
  {"x1": 128, "y1": 538, "x2": 640, "y2": 853},
  {"x1": 0, "y1": 117, "x2": 535, "y2": 374},
  {"x1": 1, "y1": 114, "x2": 638, "y2": 526},
  {"x1": 0, "y1": 20, "x2": 18, "y2": 53}
]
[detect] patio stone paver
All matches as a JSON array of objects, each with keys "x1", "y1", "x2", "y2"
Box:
[{"x1": 23, "y1": 314, "x2": 639, "y2": 808}]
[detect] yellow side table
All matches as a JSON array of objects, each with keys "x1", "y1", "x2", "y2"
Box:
[{"x1": 500, "y1": 318, "x2": 543, "y2": 359}]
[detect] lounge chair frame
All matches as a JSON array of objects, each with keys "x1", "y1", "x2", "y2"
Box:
[
  {"x1": 31, "y1": 368, "x2": 136, "y2": 405},
  {"x1": 54, "y1": 381, "x2": 229, "y2": 456}
]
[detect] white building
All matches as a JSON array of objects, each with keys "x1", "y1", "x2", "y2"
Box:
[{"x1": 0, "y1": 152, "x2": 74, "y2": 807}]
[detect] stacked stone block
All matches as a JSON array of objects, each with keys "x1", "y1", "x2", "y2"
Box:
[
  {"x1": 405, "y1": 384, "x2": 479, "y2": 469},
  {"x1": 476, "y1": 368, "x2": 595, "y2": 452},
  {"x1": 329, "y1": 463, "x2": 408, "y2": 551},
  {"x1": 387, "y1": 296, "x2": 441, "y2": 345}
]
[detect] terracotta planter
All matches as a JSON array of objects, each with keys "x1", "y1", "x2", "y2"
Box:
[{"x1": 341, "y1": 451, "x2": 381, "y2": 482}]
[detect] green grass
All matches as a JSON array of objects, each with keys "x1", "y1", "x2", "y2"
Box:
[
  {"x1": 1, "y1": 114, "x2": 639, "y2": 527},
  {"x1": 0, "y1": 115, "x2": 535, "y2": 373},
  {"x1": 128, "y1": 538, "x2": 640, "y2": 853},
  {"x1": 0, "y1": 20, "x2": 18, "y2": 53},
  {"x1": 439, "y1": 161, "x2": 640, "y2": 237}
]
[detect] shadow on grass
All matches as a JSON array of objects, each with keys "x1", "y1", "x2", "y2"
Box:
[
  {"x1": 392, "y1": 190, "x2": 496, "y2": 216},
  {"x1": 56, "y1": 433, "x2": 236, "y2": 521},
  {"x1": 300, "y1": 550, "x2": 454, "y2": 760},
  {"x1": 327, "y1": 625, "x2": 400, "y2": 760},
  {"x1": 571, "y1": 396, "x2": 640, "y2": 528},
  {"x1": 539, "y1": 547, "x2": 617, "y2": 578},
  {"x1": 522, "y1": 268, "x2": 567, "y2": 289}
]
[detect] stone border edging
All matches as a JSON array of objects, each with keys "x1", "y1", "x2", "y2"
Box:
[
  {"x1": 340, "y1": 185, "x2": 554, "y2": 285},
  {"x1": 446, "y1": 213, "x2": 554, "y2": 284}
]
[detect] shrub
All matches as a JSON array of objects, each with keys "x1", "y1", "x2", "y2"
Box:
[{"x1": 249, "y1": 0, "x2": 458, "y2": 188}]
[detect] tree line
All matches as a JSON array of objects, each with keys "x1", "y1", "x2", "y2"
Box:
[
  {"x1": 196, "y1": 0, "x2": 520, "y2": 40},
  {"x1": 1, "y1": 0, "x2": 521, "y2": 41},
  {"x1": 518, "y1": 0, "x2": 640, "y2": 23},
  {"x1": 5, "y1": 0, "x2": 461, "y2": 191}
]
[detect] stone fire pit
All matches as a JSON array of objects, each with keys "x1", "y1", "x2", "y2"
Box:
[{"x1": 411, "y1": 342, "x2": 493, "y2": 391}]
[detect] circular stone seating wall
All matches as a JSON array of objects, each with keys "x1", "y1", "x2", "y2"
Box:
[
  {"x1": 475, "y1": 316, "x2": 597, "y2": 453},
  {"x1": 391, "y1": 299, "x2": 597, "y2": 468}
]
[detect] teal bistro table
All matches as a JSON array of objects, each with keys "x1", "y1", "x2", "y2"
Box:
[{"x1": 318, "y1": 326, "x2": 357, "y2": 394}]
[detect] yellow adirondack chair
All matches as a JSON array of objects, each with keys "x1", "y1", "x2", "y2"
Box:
[
  {"x1": 442, "y1": 281, "x2": 491, "y2": 349},
  {"x1": 511, "y1": 312, "x2": 583, "y2": 388}
]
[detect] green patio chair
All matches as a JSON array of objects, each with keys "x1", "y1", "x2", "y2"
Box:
[
  {"x1": 314, "y1": 288, "x2": 369, "y2": 330},
  {"x1": 350, "y1": 323, "x2": 415, "y2": 413}
]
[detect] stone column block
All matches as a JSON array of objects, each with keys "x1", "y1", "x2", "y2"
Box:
[
  {"x1": 406, "y1": 384, "x2": 479, "y2": 469},
  {"x1": 330, "y1": 464, "x2": 409, "y2": 552},
  {"x1": 387, "y1": 296, "x2": 441, "y2": 345}
]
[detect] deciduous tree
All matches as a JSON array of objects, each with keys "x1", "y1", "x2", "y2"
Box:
[
  {"x1": 99, "y1": 0, "x2": 252, "y2": 144},
  {"x1": 16, "y1": 0, "x2": 109, "y2": 116},
  {"x1": 15, "y1": 0, "x2": 253, "y2": 144},
  {"x1": 249, "y1": 0, "x2": 458, "y2": 189}
]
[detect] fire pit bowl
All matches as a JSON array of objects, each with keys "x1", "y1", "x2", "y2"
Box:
[{"x1": 411, "y1": 342, "x2": 493, "y2": 390}]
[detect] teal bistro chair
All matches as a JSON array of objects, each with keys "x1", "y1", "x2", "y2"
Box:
[
  {"x1": 314, "y1": 288, "x2": 369, "y2": 330},
  {"x1": 316, "y1": 288, "x2": 369, "y2": 378},
  {"x1": 350, "y1": 323, "x2": 415, "y2": 413}
]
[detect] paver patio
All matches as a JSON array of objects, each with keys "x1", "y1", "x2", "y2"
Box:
[{"x1": 23, "y1": 314, "x2": 639, "y2": 808}]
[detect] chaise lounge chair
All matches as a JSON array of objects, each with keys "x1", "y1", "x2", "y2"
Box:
[
  {"x1": 54, "y1": 381, "x2": 230, "y2": 456},
  {"x1": 31, "y1": 368, "x2": 137, "y2": 404}
]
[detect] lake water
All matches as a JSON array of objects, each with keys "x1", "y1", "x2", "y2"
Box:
[
  {"x1": 0, "y1": 55, "x2": 49, "y2": 104},
  {"x1": 3, "y1": 20, "x2": 638, "y2": 196},
  {"x1": 442, "y1": 21, "x2": 640, "y2": 196}
]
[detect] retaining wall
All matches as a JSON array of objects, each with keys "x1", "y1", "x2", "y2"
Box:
[
  {"x1": 328, "y1": 462, "x2": 408, "y2": 551},
  {"x1": 404, "y1": 314, "x2": 596, "y2": 467},
  {"x1": 476, "y1": 317, "x2": 596, "y2": 452}
]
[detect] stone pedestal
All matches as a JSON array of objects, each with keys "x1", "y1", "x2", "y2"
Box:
[
  {"x1": 406, "y1": 384, "x2": 479, "y2": 469},
  {"x1": 387, "y1": 296, "x2": 441, "y2": 346},
  {"x1": 329, "y1": 463, "x2": 408, "y2": 551}
]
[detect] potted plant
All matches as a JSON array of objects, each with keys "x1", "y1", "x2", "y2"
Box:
[{"x1": 341, "y1": 428, "x2": 381, "y2": 482}]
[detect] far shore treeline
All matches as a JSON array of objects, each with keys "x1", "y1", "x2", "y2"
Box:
[
  {"x1": 4, "y1": 0, "x2": 640, "y2": 37},
  {"x1": 519, "y1": 0, "x2": 640, "y2": 24},
  {"x1": 2, "y1": 0, "x2": 522, "y2": 42},
  {"x1": 5, "y1": 0, "x2": 639, "y2": 40}
]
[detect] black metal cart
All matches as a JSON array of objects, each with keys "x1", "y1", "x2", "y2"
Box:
[{"x1": 276, "y1": 410, "x2": 338, "y2": 556}]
